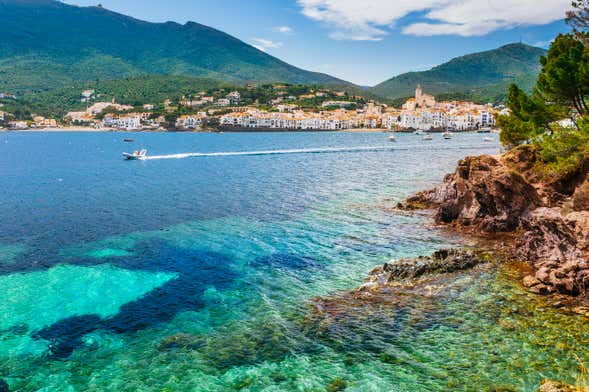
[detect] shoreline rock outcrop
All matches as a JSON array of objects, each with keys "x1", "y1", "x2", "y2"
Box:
[
  {"x1": 399, "y1": 145, "x2": 589, "y2": 298},
  {"x1": 361, "y1": 248, "x2": 489, "y2": 290},
  {"x1": 310, "y1": 248, "x2": 494, "y2": 320}
]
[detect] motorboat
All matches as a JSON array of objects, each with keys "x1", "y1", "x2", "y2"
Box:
[
  {"x1": 123, "y1": 149, "x2": 147, "y2": 160},
  {"x1": 413, "y1": 130, "x2": 425, "y2": 135},
  {"x1": 388, "y1": 135, "x2": 397, "y2": 142},
  {"x1": 443, "y1": 131, "x2": 453, "y2": 139},
  {"x1": 477, "y1": 128, "x2": 492, "y2": 133},
  {"x1": 483, "y1": 136, "x2": 494, "y2": 142},
  {"x1": 422, "y1": 134, "x2": 433, "y2": 141},
  {"x1": 123, "y1": 138, "x2": 134, "y2": 142}
]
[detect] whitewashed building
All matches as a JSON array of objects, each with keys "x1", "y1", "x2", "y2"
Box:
[{"x1": 176, "y1": 115, "x2": 205, "y2": 130}]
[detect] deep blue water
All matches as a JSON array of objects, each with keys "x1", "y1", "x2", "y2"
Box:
[
  {"x1": 0, "y1": 131, "x2": 490, "y2": 274},
  {"x1": 0, "y1": 131, "x2": 587, "y2": 391}
]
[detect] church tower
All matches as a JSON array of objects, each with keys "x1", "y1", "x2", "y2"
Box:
[{"x1": 416, "y1": 84, "x2": 423, "y2": 101}]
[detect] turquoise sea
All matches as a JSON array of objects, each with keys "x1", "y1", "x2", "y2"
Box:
[{"x1": 0, "y1": 131, "x2": 587, "y2": 391}]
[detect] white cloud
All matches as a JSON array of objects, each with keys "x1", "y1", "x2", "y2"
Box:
[
  {"x1": 251, "y1": 38, "x2": 283, "y2": 52},
  {"x1": 274, "y1": 26, "x2": 294, "y2": 34},
  {"x1": 533, "y1": 39, "x2": 554, "y2": 48},
  {"x1": 298, "y1": 0, "x2": 570, "y2": 40}
]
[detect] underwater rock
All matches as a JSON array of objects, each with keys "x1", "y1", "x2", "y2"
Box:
[
  {"x1": 0, "y1": 379, "x2": 8, "y2": 392},
  {"x1": 326, "y1": 378, "x2": 348, "y2": 392},
  {"x1": 157, "y1": 333, "x2": 204, "y2": 351},
  {"x1": 572, "y1": 306, "x2": 589, "y2": 317},
  {"x1": 537, "y1": 379, "x2": 577, "y2": 392}
]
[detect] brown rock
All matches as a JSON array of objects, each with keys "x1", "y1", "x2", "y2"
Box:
[
  {"x1": 528, "y1": 283, "x2": 555, "y2": 295},
  {"x1": 404, "y1": 154, "x2": 541, "y2": 232},
  {"x1": 572, "y1": 306, "x2": 589, "y2": 317},
  {"x1": 382, "y1": 249, "x2": 487, "y2": 281},
  {"x1": 399, "y1": 147, "x2": 589, "y2": 297},
  {"x1": 535, "y1": 267, "x2": 552, "y2": 284},
  {"x1": 573, "y1": 179, "x2": 589, "y2": 211},
  {"x1": 396, "y1": 189, "x2": 438, "y2": 210},
  {"x1": 538, "y1": 379, "x2": 576, "y2": 392},
  {"x1": 517, "y1": 208, "x2": 580, "y2": 263},
  {"x1": 517, "y1": 209, "x2": 589, "y2": 296},
  {"x1": 522, "y1": 275, "x2": 541, "y2": 288}
]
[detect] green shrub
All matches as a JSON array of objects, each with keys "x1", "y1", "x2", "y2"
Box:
[{"x1": 533, "y1": 121, "x2": 589, "y2": 178}]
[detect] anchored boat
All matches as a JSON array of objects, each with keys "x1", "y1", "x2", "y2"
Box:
[{"x1": 123, "y1": 149, "x2": 147, "y2": 160}]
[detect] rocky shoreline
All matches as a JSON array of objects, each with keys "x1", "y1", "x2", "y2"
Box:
[
  {"x1": 307, "y1": 146, "x2": 589, "y2": 391},
  {"x1": 398, "y1": 145, "x2": 589, "y2": 302},
  {"x1": 310, "y1": 145, "x2": 589, "y2": 326}
]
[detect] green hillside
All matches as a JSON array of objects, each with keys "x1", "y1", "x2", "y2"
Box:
[
  {"x1": 0, "y1": 0, "x2": 349, "y2": 94},
  {"x1": 0, "y1": 75, "x2": 379, "y2": 119},
  {"x1": 0, "y1": 75, "x2": 230, "y2": 117},
  {"x1": 371, "y1": 43, "x2": 546, "y2": 103}
]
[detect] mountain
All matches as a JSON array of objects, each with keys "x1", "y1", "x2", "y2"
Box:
[
  {"x1": 371, "y1": 43, "x2": 547, "y2": 103},
  {"x1": 0, "y1": 0, "x2": 350, "y2": 94}
]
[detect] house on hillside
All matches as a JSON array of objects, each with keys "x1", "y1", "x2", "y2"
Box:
[{"x1": 226, "y1": 91, "x2": 241, "y2": 104}]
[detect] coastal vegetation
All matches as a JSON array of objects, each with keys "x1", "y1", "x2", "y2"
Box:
[{"x1": 498, "y1": 8, "x2": 589, "y2": 180}]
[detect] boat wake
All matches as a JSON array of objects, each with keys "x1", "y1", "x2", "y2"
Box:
[
  {"x1": 141, "y1": 143, "x2": 498, "y2": 161},
  {"x1": 143, "y1": 146, "x2": 398, "y2": 160}
]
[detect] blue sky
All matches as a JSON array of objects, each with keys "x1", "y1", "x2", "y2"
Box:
[{"x1": 63, "y1": 0, "x2": 570, "y2": 86}]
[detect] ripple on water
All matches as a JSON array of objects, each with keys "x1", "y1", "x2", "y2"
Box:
[
  {"x1": 0, "y1": 243, "x2": 28, "y2": 266},
  {"x1": 2, "y1": 133, "x2": 586, "y2": 391}
]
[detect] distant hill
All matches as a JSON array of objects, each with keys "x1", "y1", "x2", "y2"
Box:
[
  {"x1": 0, "y1": 0, "x2": 350, "y2": 94},
  {"x1": 371, "y1": 43, "x2": 546, "y2": 103}
]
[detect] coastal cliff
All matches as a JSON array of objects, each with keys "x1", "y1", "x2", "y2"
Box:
[{"x1": 400, "y1": 145, "x2": 589, "y2": 299}]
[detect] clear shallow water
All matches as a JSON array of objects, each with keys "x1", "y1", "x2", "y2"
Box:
[{"x1": 0, "y1": 131, "x2": 586, "y2": 391}]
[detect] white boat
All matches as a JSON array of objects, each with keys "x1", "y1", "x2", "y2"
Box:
[
  {"x1": 422, "y1": 134, "x2": 433, "y2": 141},
  {"x1": 123, "y1": 149, "x2": 147, "y2": 160},
  {"x1": 414, "y1": 130, "x2": 425, "y2": 135},
  {"x1": 483, "y1": 137, "x2": 494, "y2": 142},
  {"x1": 388, "y1": 135, "x2": 397, "y2": 142},
  {"x1": 443, "y1": 131, "x2": 453, "y2": 139}
]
